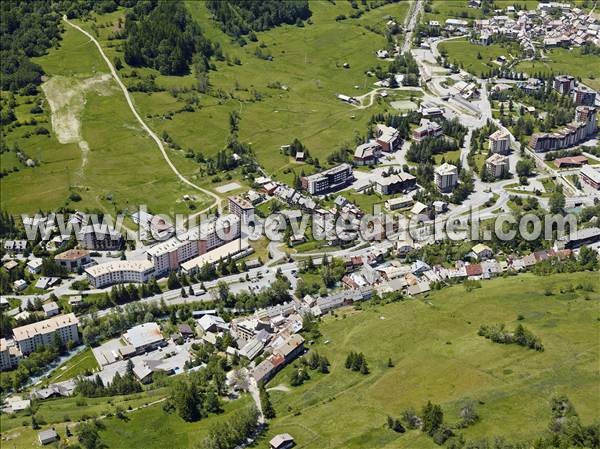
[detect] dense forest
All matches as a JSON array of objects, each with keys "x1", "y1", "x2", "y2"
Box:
[
  {"x1": 123, "y1": 0, "x2": 213, "y2": 75},
  {"x1": 206, "y1": 0, "x2": 311, "y2": 38},
  {"x1": 0, "y1": 1, "x2": 62, "y2": 92}
]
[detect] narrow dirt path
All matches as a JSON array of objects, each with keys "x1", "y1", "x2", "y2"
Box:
[{"x1": 63, "y1": 16, "x2": 222, "y2": 213}]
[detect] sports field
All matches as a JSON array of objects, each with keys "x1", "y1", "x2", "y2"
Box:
[{"x1": 257, "y1": 272, "x2": 600, "y2": 448}]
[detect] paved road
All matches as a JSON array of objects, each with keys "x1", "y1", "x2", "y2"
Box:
[{"x1": 63, "y1": 16, "x2": 222, "y2": 214}]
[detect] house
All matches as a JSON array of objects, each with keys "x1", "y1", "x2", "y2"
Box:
[
  {"x1": 13, "y1": 279, "x2": 27, "y2": 291},
  {"x1": 407, "y1": 281, "x2": 431, "y2": 296},
  {"x1": 270, "y1": 433, "x2": 295, "y2": 449},
  {"x1": 197, "y1": 315, "x2": 228, "y2": 333},
  {"x1": 38, "y1": 429, "x2": 58, "y2": 445},
  {"x1": 553, "y1": 155, "x2": 588, "y2": 168},
  {"x1": 385, "y1": 196, "x2": 414, "y2": 211},
  {"x1": 470, "y1": 244, "x2": 493, "y2": 261},
  {"x1": 42, "y1": 302, "x2": 60, "y2": 318},
  {"x1": 27, "y1": 259, "x2": 43, "y2": 274},
  {"x1": 35, "y1": 277, "x2": 60, "y2": 291},
  {"x1": 3, "y1": 260, "x2": 18, "y2": 272},
  {"x1": 55, "y1": 249, "x2": 92, "y2": 272},
  {"x1": 178, "y1": 324, "x2": 194, "y2": 339},
  {"x1": 465, "y1": 263, "x2": 483, "y2": 278}
]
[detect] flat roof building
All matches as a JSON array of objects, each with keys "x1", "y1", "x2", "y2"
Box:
[
  {"x1": 434, "y1": 163, "x2": 458, "y2": 193},
  {"x1": 85, "y1": 260, "x2": 155, "y2": 288},
  {"x1": 13, "y1": 313, "x2": 79, "y2": 355}
]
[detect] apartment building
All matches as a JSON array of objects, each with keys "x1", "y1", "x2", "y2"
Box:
[
  {"x1": 486, "y1": 153, "x2": 510, "y2": 178},
  {"x1": 553, "y1": 75, "x2": 576, "y2": 95},
  {"x1": 85, "y1": 260, "x2": 156, "y2": 288},
  {"x1": 373, "y1": 173, "x2": 417, "y2": 195},
  {"x1": 301, "y1": 164, "x2": 353, "y2": 195},
  {"x1": 489, "y1": 129, "x2": 510, "y2": 154},
  {"x1": 412, "y1": 119, "x2": 443, "y2": 142},
  {"x1": 434, "y1": 163, "x2": 458, "y2": 193},
  {"x1": 228, "y1": 196, "x2": 255, "y2": 224},
  {"x1": 146, "y1": 215, "x2": 241, "y2": 275},
  {"x1": 375, "y1": 124, "x2": 400, "y2": 151},
  {"x1": 0, "y1": 338, "x2": 22, "y2": 371},
  {"x1": 353, "y1": 142, "x2": 381, "y2": 166},
  {"x1": 79, "y1": 224, "x2": 123, "y2": 251},
  {"x1": 530, "y1": 106, "x2": 597, "y2": 152},
  {"x1": 13, "y1": 313, "x2": 79, "y2": 355},
  {"x1": 573, "y1": 86, "x2": 596, "y2": 106}
]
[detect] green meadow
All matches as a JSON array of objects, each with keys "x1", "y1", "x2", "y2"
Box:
[
  {"x1": 257, "y1": 272, "x2": 600, "y2": 449},
  {"x1": 515, "y1": 48, "x2": 600, "y2": 91},
  {"x1": 0, "y1": 20, "x2": 212, "y2": 215},
  {"x1": 70, "y1": 1, "x2": 413, "y2": 188},
  {"x1": 438, "y1": 37, "x2": 521, "y2": 76}
]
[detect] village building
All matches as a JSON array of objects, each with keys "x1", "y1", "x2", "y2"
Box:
[
  {"x1": 412, "y1": 119, "x2": 443, "y2": 141},
  {"x1": 580, "y1": 164, "x2": 600, "y2": 190},
  {"x1": 79, "y1": 224, "x2": 123, "y2": 251},
  {"x1": 353, "y1": 141, "x2": 382, "y2": 166},
  {"x1": 0, "y1": 338, "x2": 22, "y2": 371},
  {"x1": 373, "y1": 172, "x2": 416, "y2": 195},
  {"x1": 54, "y1": 249, "x2": 91, "y2": 272},
  {"x1": 554, "y1": 155, "x2": 588, "y2": 168},
  {"x1": 530, "y1": 106, "x2": 597, "y2": 152},
  {"x1": 42, "y1": 301, "x2": 60, "y2": 318},
  {"x1": 375, "y1": 124, "x2": 400, "y2": 151},
  {"x1": 123, "y1": 322, "x2": 166, "y2": 355}
]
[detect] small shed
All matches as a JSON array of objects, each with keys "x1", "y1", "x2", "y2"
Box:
[
  {"x1": 270, "y1": 433, "x2": 295, "y2": 449},
  {"x1": 38, "y1": 429, "x2": 58, "y2": 445}
]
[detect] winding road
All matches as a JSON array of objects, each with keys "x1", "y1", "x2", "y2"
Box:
[{"x1": 62, "y1": 16, "x2": 222, "y2": 214}]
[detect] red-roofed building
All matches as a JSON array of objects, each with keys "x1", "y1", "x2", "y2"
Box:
[
  {"x1": 553, "y1": 155, "x2": 588, "y2": 168},
  {"x1": 465, "y1": 263, "x2": 482, "y2": 278}
]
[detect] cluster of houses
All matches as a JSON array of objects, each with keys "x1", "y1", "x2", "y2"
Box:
[{"x1": 472, "y1": 3, "x2": 600, "y2": 54}]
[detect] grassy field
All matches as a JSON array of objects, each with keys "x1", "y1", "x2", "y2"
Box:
[
  {"x1": 515, "y1": 48, "x2": 600, "y2": 91},
  {"x1": 255, "y1": 272, "x2": 600, "y2": 449},
  {"x1": 99, "y1": 395, "x2": 252, "y2": 449},
  {"x1": 438, "y1": 38, "x2": 521, "y2": 77},
  {"x1": 43, "y1": 348, "x2": 100, "y2": 385},
  {"x1": 0, "y1": 18, "x2": 212, "y2": 215},
  {"x1": 69, "y1": 1, "x2": 412, "y2": 188}
]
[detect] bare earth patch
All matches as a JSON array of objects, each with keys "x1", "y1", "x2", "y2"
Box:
[{"x1": 42, "y1": 73, "x2": 114, "y2": 175}]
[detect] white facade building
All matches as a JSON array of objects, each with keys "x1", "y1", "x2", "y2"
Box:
[{"x1": 13, "y1": 313, "x2": 79, "y2": 355}]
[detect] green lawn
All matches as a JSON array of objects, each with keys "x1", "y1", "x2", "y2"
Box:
[
  {"x1": 438, "y1": 38, "x2": 521, "y2": 77},
  {"x1": 256, "y1": 272, "x2": 600, "y2": 449},
  {"x1": 99, "y1": 395, "x2": 252, "y2": 449},
  {"x1": 515, "y1": 48, "x2": 600, "y2": 91},
  {"x1": 43, "y1": 348, "x2": 100, "y2": 385}
]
